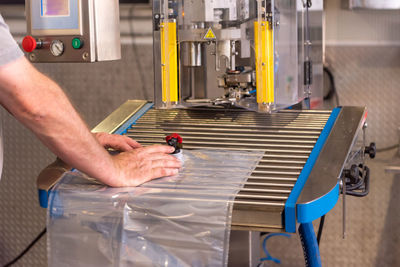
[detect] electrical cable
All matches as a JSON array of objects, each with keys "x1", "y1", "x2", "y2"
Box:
[
  {"x1": 129, "y1": 6, "x2": 150, "y2": 100},
  {"x1": 323, "y1": 66, "x2": 340, "y2": 106},
  {"x1": 316, "y1": 215, "x2": 325, "y2": 245},
  {"x1": 345, "y1": 165, "x2": 370, "y2": 197},
  {"x1": 2, "y1": 228, "x2": 47, "y2": 267},
  {"x1": 376, "y1": 144, "x2": 399, "y2": 153}
]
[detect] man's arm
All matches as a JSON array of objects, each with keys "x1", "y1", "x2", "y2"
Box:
[{"x1": 0, "y1": 56, "x2": 180, "y2": 186}]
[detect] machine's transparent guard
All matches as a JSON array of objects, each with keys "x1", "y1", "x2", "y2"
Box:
[
  {"x1": 153, "y1": 0, "x2": 302, "y2": 113},
  {"x1": 273, "y1": 0, "x2": 301, "y2": 110},
  {"x1": 47, "y1": 149, "x2": 263, "y2": 267}
]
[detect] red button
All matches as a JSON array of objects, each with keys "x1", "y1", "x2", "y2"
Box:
[{"x1": 22, "y1": 36, "x2": 37, "y2": 52}]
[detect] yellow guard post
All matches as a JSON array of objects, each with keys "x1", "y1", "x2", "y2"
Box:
[
  {"x1": 160, "y1": 21, "x2": 178, "y2": 103},
  {"x1": 254, "y1": 20, "x2": 274, "y2": 107}
]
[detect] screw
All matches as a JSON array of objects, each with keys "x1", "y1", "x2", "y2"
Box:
[
  {"x1": 82, "y1": 52, "x2": 89, "y2": 60},
  {"x1": 29, "y1": 53, "x2": 36, "y2": 61}
]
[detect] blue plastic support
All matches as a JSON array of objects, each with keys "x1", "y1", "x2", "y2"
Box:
[
  {"x1": 297, "y1": 183, "x2": 340, "y2": 224},
  {"x1": 113, "y1": 103, "x2": 154, "y2": 135},
  {"x1": 299, "y1": 222, "x2": 322, "y2": 267},
  {"x1": 284, "y1": 107, "x2": 341, "y2": 233},
  {"x1": 38, "y1": 189, "x2": 48, "y2": 208}
]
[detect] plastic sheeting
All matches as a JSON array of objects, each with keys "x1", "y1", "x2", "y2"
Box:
[{"x1": 47, "y1": 149, "x2": 263, "y2": 267}]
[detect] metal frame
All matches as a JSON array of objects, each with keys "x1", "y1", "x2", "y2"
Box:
[
  {"x1": 25, "y1": 0, "x2": 121, "y2": 62},
  {"x1": 296, "y1": 106, "x2": 367, "y2": 225},
  {"x1": 38, "y1": 103, "x2": 366, "y2": 234}
]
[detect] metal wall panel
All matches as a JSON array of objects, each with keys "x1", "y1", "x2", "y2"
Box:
[
  {"x1": 0, "y1": 3, "x2": 399, "y2": 267},
  {"x1": 326, "y1": 46, "x2": 400, "y2": 148},
  {"x1": 326, "y1": 0, "x2": 400, "y2": 46},
  {"x1": 0, "y1": 44, "x2": 154, "y2": 266},
  {"x1": 1, "y1": 44, "x2": 399, "y2": 267}
]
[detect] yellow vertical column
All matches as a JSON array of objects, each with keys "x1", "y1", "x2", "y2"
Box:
[
  {"x1": 161, "y1": 21, "x2": 178, "y2": 104},
  {"x1": 254, "y1": 20, "x2": 274, "y2": 108}
]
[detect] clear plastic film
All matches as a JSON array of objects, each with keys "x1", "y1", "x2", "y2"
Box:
[{"x1": 47, "y1": 149, "x2": 263, "y2": 267}]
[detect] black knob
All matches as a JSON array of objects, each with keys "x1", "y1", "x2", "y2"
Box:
[
  {"x1": 343, "y1": 164, "x2": 359, "y2": 184},
  {"x1": 167, "y1": 138, "x2": 180, "y2": 154},
  {"x1": 365, "y1": 142, "x2": 376, "y2": 159}
]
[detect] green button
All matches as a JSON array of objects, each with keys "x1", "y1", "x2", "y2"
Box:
[{"x1": 72, "y1": 38, "x2": 83, "y2": 49}]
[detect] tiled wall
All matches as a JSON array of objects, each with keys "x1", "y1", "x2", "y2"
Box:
[{"x1": 1, "y1": 1, "x2": 400, "y2": 266}]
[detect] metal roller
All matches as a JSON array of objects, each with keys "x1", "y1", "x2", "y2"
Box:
[{"x1": 122, "y1": 107, "x2": 331, "y2": 231}]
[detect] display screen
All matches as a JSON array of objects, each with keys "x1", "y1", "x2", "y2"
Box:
[
  {"x1": 31, "y1": 0, "x2": 79, "y2": 33},
  {"x1": 41, "y1": 0, "x2": 70, "y2": 17}
]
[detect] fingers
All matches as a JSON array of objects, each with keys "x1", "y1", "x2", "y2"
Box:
[
  {"x1": 108, "y1": 145, "x2": 181, "y2": 187},
  {"x1": 111, "y1": 141, "x2": 135, "y2": 152},
  {"x1": 143, "y1": 153, "x2": 179, "y2": 162},
  {"x1": 109, "y1": 136, "x2": 141, "y2": 152},
  {"x1": 125, "y1": 137, "x2": 142, "y2": 149},
  {"x1": 150, "y1": 158, "x2": 182, "y2": 169},
  {"x1": 138, "y1": 144, "x2": 175, "y2": 155},
  {"x1": 150, "y1": 167, "x2": 179, "y2": 180},
  {"x1": 94, "y1": 132, "x2": 142, "y2": 152}
]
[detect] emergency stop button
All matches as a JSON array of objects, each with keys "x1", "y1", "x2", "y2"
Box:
[{"x1": 22, "y1": 35, "x2": 37, "y2": 52}]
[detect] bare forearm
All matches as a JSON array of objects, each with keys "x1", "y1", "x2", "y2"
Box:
[
  {"x1": 0, "y1": 57, "x2": 115, "y2": 183},
  {"x1": 0, "y1": 57, "x2": 181, "y2": 187}
]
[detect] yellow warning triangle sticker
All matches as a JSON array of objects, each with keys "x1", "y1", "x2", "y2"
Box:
[{"x1": 203, "y1": 27, "x2": 216, "y2": 40}]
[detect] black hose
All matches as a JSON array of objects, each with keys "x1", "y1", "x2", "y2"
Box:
[
  {"x1": 316, "y1": 215, "x2": 325, "y2": 246},
  {"x1": 346, "y1": 166, "x2": 370, "y2": 197},
  {"x1": 2, "y1": 228, "x2": 47, "y2": 267},
  {"x1": 323, "y1": 66, "x2": 340, "y2": 106},
  {"x1": 376, "y1": 144, "x2": 399, "y2": 153}
]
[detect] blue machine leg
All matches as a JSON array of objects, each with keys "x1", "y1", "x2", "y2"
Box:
[{"x1": 299, "y1": 222, "x2": 322, "y2": 267}]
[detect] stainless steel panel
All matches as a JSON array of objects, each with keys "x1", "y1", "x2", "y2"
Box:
[
  {"x1": 344, "y1": 0, "x2": 400, "y2": 10},
  {"x1": 91, "y1": 100, "x2": 147, "y2": 133},
  {"x1": 25, "y1": 0, "x2": 121, "y2": 62},
  {"x1": 228, "y1": 231, "x2": 260, "y2": 267},
  {"x1": 25, "y1": 0, "x2": 96, "y2": 62},
  {"x1": 298, "y1": 106, "x2": 366, "y2": 204}
]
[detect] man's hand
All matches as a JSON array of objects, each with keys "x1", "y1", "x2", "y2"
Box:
[
  {"x1": 105, "y1": 145, "x2": 181, "y2": 187},
  {"x1": 94, "y1": 132, "x2": 141, "y2": 151},
  {"x1": 93, "y1": 134, "x2": 182, "y2": 187},
  {"x1": 0, "y1": 57, "x2": 181, "y2": 187}
]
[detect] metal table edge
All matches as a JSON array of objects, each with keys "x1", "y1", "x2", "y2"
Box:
[
  {"x1": 283, "y1": 107, "x2": 342, "y2": 233},
  {"x1": 92, "y1": 100, "x2": 149, "y2": 134},
  {"x1": 39, "y1": 103, "x2": 365, "y2": 236},
  {"x1": 295, "y1": 106, "x2": 367, "y2": 225}
]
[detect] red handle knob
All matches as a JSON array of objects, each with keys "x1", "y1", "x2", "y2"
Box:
[
  {"x1": 22, "y1": 36, "x2": 37, "y2": 52},
  {"x1": 166, "y1": 133, "x2": 183, "y2": 144}
]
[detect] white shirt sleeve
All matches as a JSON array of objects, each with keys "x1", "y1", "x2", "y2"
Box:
[{"x1": 0, "y1": 14, "x2": 24, "y2": 67}]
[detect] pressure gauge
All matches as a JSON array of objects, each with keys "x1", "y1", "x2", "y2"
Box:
[{"x1": 50, "y1": 40, "x2": 64, "y2": 57}]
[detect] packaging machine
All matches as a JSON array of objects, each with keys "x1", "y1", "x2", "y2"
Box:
[{"x1": 27, "y1": 0, "x2": 374, "y2": 266}]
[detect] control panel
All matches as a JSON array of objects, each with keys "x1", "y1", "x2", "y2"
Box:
[{"x1": 24, "y1": 0, "x2": 121, "y2": 63}]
